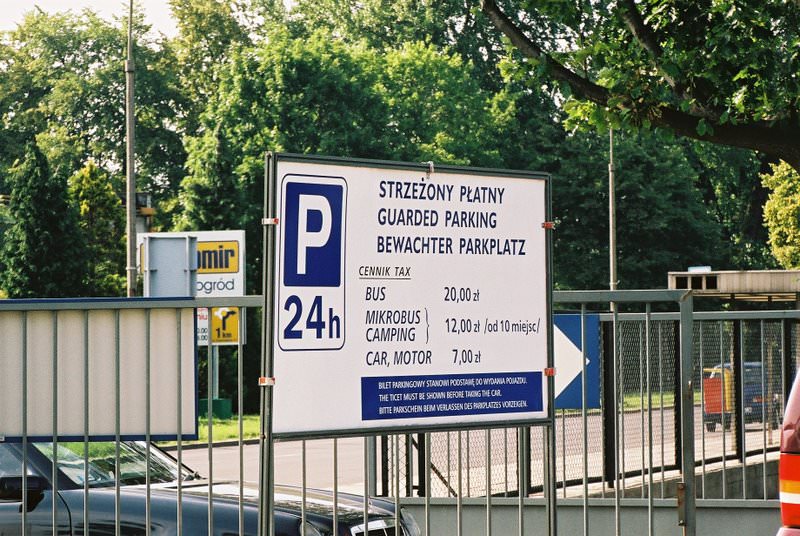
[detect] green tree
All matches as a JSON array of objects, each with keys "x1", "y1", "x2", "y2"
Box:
[
  {"x1": 0, "y1": 9, "x2": 186, "y2": 226},
  {"x1": 68, "y1": 162, "x2": 126, "y2": 296},
  {"x1": 481, "y1": 0, "x2": 800, "y2": 172},
  {"x1": 0, "y1": 142, "x2": 87, "y2": 298},
  {"x1": 553, "y1": 130, "x2": 725, "y2": 289},
  {"x1": 685, "y1": 142, "x2": 774, "y2": 269},
  {"x1": 377, "y1": 42, "x2": 502, "y2": 166},
  {"x1": 168, "y1": 0, "x2": 251, "y2": 134},
  {"x1": 763, "y1": 162, "x2": 800, "y2": 268}
]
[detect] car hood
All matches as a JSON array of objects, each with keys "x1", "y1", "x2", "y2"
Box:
[{"x1": 131, "y1": 480, "x2": 393, "y2": 522}]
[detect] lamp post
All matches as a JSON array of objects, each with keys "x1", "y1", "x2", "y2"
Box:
[
  {"x1": 125, "y1": 0, "x2": 137, "y2": 297},
  {"x1": 609, "y1": 128, "x2": 617, "y2": 298}
]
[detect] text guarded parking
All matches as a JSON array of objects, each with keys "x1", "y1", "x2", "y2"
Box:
[{"x1": 278, "y1": 176, "x2": 347, "y2": 351}]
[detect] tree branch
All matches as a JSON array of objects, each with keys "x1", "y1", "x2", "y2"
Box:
[
  {"x1": 617, "y1": 0, "x2": 663, "y2": 63},
  {"x1": 480, "y1": 0, "x2": 800, "y2": 171},
  {"x1": 479, "y1": 0, "x2": 609, "y2": 104},
  {"x1": 615, "y1": 0, "x2": 717, "y2": 119}
]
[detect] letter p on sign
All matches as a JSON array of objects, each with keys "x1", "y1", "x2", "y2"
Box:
[
  {"x1": 282, "y1": 178, "x2": 346, "y2": 287},
  {"x1": 297, "y1": 194, "x2": 332, "y2": 275}
]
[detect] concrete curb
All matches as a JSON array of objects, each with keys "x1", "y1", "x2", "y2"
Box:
[{"x1": 160, "y1": 438, "x2": 260, "y2": 452}]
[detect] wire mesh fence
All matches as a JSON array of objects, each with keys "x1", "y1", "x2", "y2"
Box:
[{"x1": 387, "y1": 310, "x2": 796, "y2": 506}]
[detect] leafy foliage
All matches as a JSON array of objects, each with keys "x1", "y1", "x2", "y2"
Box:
[
  {"x1": 481, "y1": 0, "x2": 800, "y2": 171},
  {"x1": 553, "y1": 130, "x2": 725, "y2": 289},
  {"x1": 0, "y1": 142, "x2": 87, "y2": 298},
  {"x1": 763, "y1": 162, "x2": 800, "y2": 269},
  {"x1": 69, "y1": 162, "x2": 126, "y2": 296}
]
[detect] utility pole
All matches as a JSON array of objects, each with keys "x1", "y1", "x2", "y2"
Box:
[
  {"x1": 125, "y1": 0, "x2": 137, "y2": 297},
  {"x1": 609, "y1": 128, "x2": 617, "y2": 298}
]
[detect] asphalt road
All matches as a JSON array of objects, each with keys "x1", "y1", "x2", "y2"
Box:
[{"x1": 180, "y1": 405, "x2": 780, "y2": 497}]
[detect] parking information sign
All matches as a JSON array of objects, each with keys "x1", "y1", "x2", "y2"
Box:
[{"x1": 271, "y1": 155, "x2": 550, "y2": 436}]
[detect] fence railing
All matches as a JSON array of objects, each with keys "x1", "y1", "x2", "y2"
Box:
[{"x1": 2, "y1": 291, "x2": 793, "y2": 536}]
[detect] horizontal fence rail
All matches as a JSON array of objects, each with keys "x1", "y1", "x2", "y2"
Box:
[{"x1": 0, "y1": 292, "x2": 791, "y2": 535}]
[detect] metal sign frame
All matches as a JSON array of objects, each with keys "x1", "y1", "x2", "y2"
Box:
[
  {"x1": 259, "y1": 153, "x2": 557, "y2": 536},
  {"x1": 263, "y1": 153, "x2": 555, "y2": 438}
]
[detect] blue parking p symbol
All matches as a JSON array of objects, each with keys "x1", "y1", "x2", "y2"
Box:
[{"x1": 283, "y1": 181, "x2": 344, "y2": 287}]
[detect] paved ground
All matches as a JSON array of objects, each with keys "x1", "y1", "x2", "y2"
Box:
[{"x1": 179, "y1": 404, "x2": 780, "y2": 498}]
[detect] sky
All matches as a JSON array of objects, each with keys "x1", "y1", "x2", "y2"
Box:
[{"x1": 1, "y1": 0, "x2": 178, "y2": 37}]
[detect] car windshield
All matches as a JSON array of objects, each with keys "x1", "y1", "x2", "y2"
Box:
[{"x1": 33, "y1": 442, "x2": 195, "y2": 488}]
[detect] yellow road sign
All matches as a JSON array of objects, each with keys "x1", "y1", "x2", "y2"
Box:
[{"x1": 211, "y1": 306, "x2": 239, "y2": 345}]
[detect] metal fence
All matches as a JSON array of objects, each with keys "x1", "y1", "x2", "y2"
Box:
[
  {"x1": 386, "y1": 292, "x2": 794, "y2": 535},
  {"x1": 2, "y1": 291, "x2": 794, "y2": 536}
]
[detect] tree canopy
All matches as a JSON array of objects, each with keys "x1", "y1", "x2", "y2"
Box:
[
  {"x1": 0, "y1": 1, "x2": 788, "y2": 304},
  {"x1": 481, "y1": 0, "x2": 800, "y2": 172},
  {"x1": 0, "y1": 142, "x2": 87, "y2": 298}
]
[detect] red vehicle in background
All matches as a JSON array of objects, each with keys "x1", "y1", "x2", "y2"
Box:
[{"x1": 778, "y1": 370, "x2": 800, "y2": 535}]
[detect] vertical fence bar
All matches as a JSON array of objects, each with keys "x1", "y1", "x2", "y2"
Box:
[
  {"x1": 581, "y1": 304, "x2": 589, "y2": 536},
  {"x1": 721, "y1": 321, "x2": 727, "y2": 499},
  {"x1": 762, "y1": 320, "x2": 768, "y2": 499},
  {"x1": 239, "y1": 309, "x2": 245, "y2": 536},
  {"x1": 21, "y1": 312, "x2": 28, "y2": 536},
  {"x1": 561, "y1": 410, "x2": 566, "y2": 498},
  {"x1": 207, "y1": 314, "x2": 214, "y2": 535},
  {"x1": 425, "y1": 432, "x2": 431, "y2": 536},
  {"x1": 619, "y1": 317, "x2": 626, "y2": 497},
  {"x1": 447, "y1": 432, "x2": 452, "y2": 497},
  {"x1": 302, "y1": 440, "x2": 307, "y2": 536},
  {"x1": 51, "y1": 311, "x2": 59, "y2": 536},
  {"x1": 367, "y1": 436, "x2": 377, "y2": 497},
  {"x1": 639, "y1": 322, "x2": 645, "y2": 499},
  {"x1": 659, "y1": 322, "x2": 665, "y2": 498},
  {"x1": 783, "y1": 319, "x2": 792, "y2": 411},
  {"x1": 646, "y1": 304, "x2": 653, "y2": 536},
  {"x1": 673, "y1": 319, "x2": 683, "y2": 484},
  {"x1": 115, "y1": 310, "x2": 121, "y2": 536},
  {"x1": 700, "y1": 321, "x2": 706, "y2": 498},
  {"x1": 466, "y1": 432, "x2": 471, "y2": 498},
  {"x1": 504, "y1": 428, "x2": 509, "y2": 495},
  {"x1": 740, "y1": 322, "x2": 747, "y2": 498},
  {"x1": 486, "y1": 428, "x2": 492, "y2": 536},
  {"x1": 176, "y1": 309, "x2": 184, "y2": 535},
  {"x1": 602, "y1": 320, "x2": 614, "y2": 499},
  {"x1": 395, "y1": 436, "x2": 401, "y2": 535},
  {"x1": 457, "y1": 432, "x2": 463, "y2": 536},
  {"x1": 679, "y1": 293, "x2": 696, "y2": 536},
  {"x1": 363, "y1": 436, "x2": 369, "y2": 534},
  {"x1": 260, "y1": 151, "x2": 278, "y2": 536},
  {"x1": 613, "y1": 308, "x2": 621, "y2": 535},
  {"x1": 517, "y1": 428, "x2": 524, "y2": 536},
  {"x1": 333, "y1": 438, "x2": 339, "y2": 533},
  {"x1": 778, "y1": 319, "x2": 791, "y2": 426},
  {"x1": 83, "y1": 310, "x2": 90, "y2": 535},
  {"x1": 145, "y1": 310, "x2": 152, "y2": 536}
]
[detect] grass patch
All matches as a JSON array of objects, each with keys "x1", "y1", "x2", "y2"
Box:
[{"x1": 157, "y1": 415, "x2": 261, "y2": 447}]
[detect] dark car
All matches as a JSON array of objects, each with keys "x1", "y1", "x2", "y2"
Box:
[
  {"x1": 702, "y1": 362, "x2": 781, "y2": 432},
  {"x1": 0, "y1": 441, "x2": 420, "y2": 535}
]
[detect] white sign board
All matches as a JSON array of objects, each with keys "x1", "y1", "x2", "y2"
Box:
[
  {"x1": 139, "y1": 230, "x2": 246, "y2": 345},
  {"x1": 272, "y1": 156, "x2": 550, "y2": 436},
  {"x1": 0, "y1": 305, "x2": 196, "y2": 440},
  {"x1": 139, "y1": 230, "x2": 246, "y2": 297}
]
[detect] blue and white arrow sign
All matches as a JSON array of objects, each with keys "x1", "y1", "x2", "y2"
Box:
[{"x1": 554, "y1": 314, "x2": 600, "y2": 409}]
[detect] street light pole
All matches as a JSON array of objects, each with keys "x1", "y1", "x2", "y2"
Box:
[
  {"x1": 125, "y1": 0, "x2": 137, "y2": 297},
  {"x1": 609, "y1": 128, "x2": 617, "y2": 297}
]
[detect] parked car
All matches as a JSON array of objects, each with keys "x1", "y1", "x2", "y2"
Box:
[
  {"x1": 0, "y1": 441, "x2": 420, "y2": 535},
  {"x1": 702, "y1": 362, "x2": 781, "y2": 432},
  {"x1": 777, "y1": 368, "x2": 800, "y2": 535}
]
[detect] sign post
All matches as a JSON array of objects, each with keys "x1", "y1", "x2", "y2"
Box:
[{"x1": 140, "y1": 230, "x2": 246, "y2": 406}]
